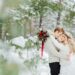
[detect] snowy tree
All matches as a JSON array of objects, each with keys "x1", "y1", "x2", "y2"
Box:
[{"x1": 4, "y1": 0, "x2": 75, "y2": 36}]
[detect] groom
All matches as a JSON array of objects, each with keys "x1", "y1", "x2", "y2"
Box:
[{"x1": 44, "y1": 27, "x2": 64, "y2": 75}]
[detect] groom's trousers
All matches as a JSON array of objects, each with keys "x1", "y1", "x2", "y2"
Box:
[{"x1": 49, "y1": 62, "x2": 60, "y2": 75}]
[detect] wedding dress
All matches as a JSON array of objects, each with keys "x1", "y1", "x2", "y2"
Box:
[{"x1": 60, "y1": 55, "x2": 75, "y2": 75}]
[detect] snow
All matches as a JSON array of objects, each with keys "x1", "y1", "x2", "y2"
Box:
[
  {"x1": 20, "y1": 5, "x2": 30, "y2": 10},
  {"x1": 28, "y1": 35, "x2": 38, "y2": 43},
  {"x1": 37, "y1": 61, "x2": 50, "y2": 75},
  {"x1": 0, "y1": 36, "x2": 75, "y2": 75},
  {"x1": 11, "y1": 36, "x2": 28, "y2": 48},
  {"x1": 13, "y1": 16, "x2": 21, "y2": 20}
]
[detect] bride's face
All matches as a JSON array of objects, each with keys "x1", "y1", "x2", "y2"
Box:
[{"x1": 58, "y1": 34, "x2": 67, "y2": 42}]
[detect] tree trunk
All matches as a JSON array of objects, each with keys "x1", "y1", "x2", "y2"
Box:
[
  {"x1": 56, "y1": 0, "x2": 62, "y2": 27},
  {"x1": 39, "y1": 15, "x2": 43, "y2": 28},
  {"x1": 0, "y1": 25, "x2": 2, "y2": 39},
  {"x1": 2, "y1": 24, "x2": 6, "y2": 41},
  {"x1": 57, "y1": 12, "x2": 61, "y2": 26},
  {"x1": 29, "y1": 20, "x2": 32, "y2": 35}
]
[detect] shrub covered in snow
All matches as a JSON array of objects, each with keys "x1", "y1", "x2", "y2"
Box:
[{"x1": 11, "y1": 36, "x2": 28, "y2": 48}]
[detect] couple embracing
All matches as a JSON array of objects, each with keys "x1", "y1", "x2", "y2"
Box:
[{"x1": 44, "y1": 27, "x2": 75, "y2": 75}]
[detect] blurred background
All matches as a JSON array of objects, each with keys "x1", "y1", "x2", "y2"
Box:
[
  {"x1": 0, "y1": 0, "x2": 75, "y2": 75},
  {"x1": 0, "y1": 0, "x2": 75, "y2": 40}
]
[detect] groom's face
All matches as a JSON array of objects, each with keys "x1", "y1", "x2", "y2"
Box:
[{"x1": 54, "y1": 31, "x2": 63, "y2": 38}]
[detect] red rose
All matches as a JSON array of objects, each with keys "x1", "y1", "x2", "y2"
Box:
[{"x1": 37, "y1": 30, "x2": 49, "y2": 42}]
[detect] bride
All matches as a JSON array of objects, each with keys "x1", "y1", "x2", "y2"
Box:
[{"x1": 51, "y1": 32, "x2": 75, "y2": 75}]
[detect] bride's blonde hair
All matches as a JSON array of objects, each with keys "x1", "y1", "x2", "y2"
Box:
[
  {"x1": 65, "y1": 32, "x2": 75, "y2": 54},
  {"x1": 69, "y1": 38, "x2": 75, "y2": 54}
]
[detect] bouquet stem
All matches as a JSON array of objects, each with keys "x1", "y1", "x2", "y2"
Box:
[{"x1": 41, "y1": 41, "x2": 44, "y2": 58}]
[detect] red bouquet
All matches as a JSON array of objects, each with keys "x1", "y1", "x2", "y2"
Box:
[
  {"x1": 37, "y1": 30, "x2": 49, "y2": 58},
  {"x1": 38, "y1": 30, "x2": 49, "y2": 42}
]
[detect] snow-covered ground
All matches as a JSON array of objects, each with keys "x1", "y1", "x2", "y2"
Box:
[{"x1": 0, "y1": 36, "x2": 75, "y2": 75}]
